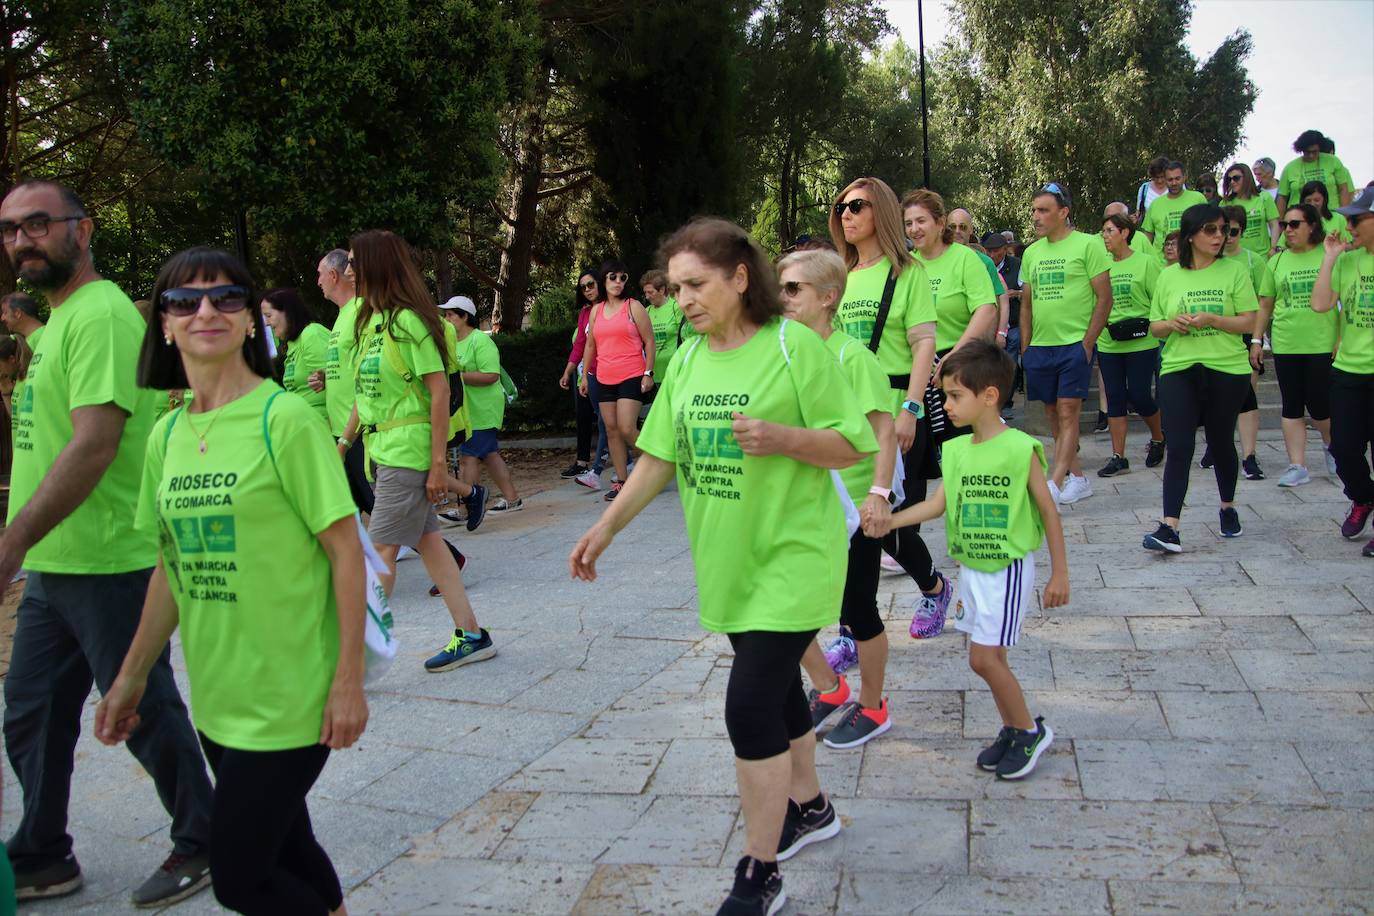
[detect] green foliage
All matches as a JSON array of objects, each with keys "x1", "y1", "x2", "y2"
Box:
[
  {"x1": 491, "y1": 324, "x2": 576, "y2": 432},
  {"x1": 529, "y1": 282, "x2": 579, "y2": 328}
]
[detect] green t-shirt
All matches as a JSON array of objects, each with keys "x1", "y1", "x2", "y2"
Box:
[
  {"x1": 1267, "y1": 246, "x2": 1337, "y2": 354},
  {"x1": 1099, "y1": 251, "x2": 1162, "y2": 355},
  {"x1": 138, "y1": 380, "x2": 355, "y2": 750},
  {"x1": 324, "y1": 297, "x2": 363, "y2": 437},
  {"x1": 1021, "y1": 230, "x2": 1113, "y2": 346},
  {"x1": 1277, "y1": 213, "x2": 1350, "y2": 250},
  {"x1": 826, "y1": 331, "x2": 891, "y2": 504},
  {"x1": 1228, "y1": 193, "x2": 1279, "y2": 256},
  {"x1": 10, "y1": 325, "x2": 44, "y2": 426},
  {"x1": 638, "y1": 318, "x2": 877, "y2": 633},
  {"x1": 940, "y1": 428, "x2": 1047, "y2": 572},
  {"x1": 1128, "y1": 229, "x2": 1158, "y2": 261},
  {"x1": 283, "y1": 322, "x2": 329, "y2": 421},
  {"x1": 972, "y1": 247, "x2": 1007, "y2": 296},
  {"x1": 648, "y1": 298, "x2": 683, "y2": 381},
  {"x1": 833, "y1": 257, "x2": 936, "y2": 379},
  {"x1": 454, "y1": 328, "x2": 504, "y2": 431},
  {"x1": 917, "y1": 244, "x2": 996, "y2": 351},
  {"x1": 354, "y1": 308, "x2": 446, "y2": 471},
  {"x1": 1149, "y1": 259, "x2": 1258, "y2": 376},
  {"x1": 1331, "y1": 247, "x2": 1374, "y2": 375},
  {"x1": 1279, "y1": 152, "x2": 1353, "y2": 209},
  {"x1": 7, "y1": 280, "x2": 158, "y2": 573},
  {"x1": 1227, "y1": 248, "x2": 1275, "y2": 299},
  {"x1": 1142, "y1": 190, "x2": 1208, "y2": 256}
]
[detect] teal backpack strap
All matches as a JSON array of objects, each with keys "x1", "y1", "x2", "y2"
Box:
[{"x1": 162, "y1": 405, "x2": 185, "y2": 449}]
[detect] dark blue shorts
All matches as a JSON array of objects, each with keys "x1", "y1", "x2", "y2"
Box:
[
  {"x1": 458, "y1": 427, "x2": 500, "y2": 458},
  {"x1": 1023, "y1": 342, "x2": 1093, "y2": 403}
]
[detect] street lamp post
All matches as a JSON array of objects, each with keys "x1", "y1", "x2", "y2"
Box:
[{"x1": 918, "y1": 0, "x2": 932, "y2": 189}]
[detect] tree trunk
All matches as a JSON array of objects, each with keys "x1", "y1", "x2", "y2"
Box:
[
  {"x1": 434, "y1": 251, "x2": 453, "y2": 301},
  {"x1": 491, "y1": 66, "x2": 551, "y2": 334}
]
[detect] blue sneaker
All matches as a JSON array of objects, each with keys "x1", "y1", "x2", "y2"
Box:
[
  {"x1": 464, "y1": 484, "x2": 488, "y2": 532},
  {"x1": 424, "y1": 628, "x2": 496, "y2": 673},
  {"x1": 822, "y1": 626, "x2": 857, "y2": 674}
]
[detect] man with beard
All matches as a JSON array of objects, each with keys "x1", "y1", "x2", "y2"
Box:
[{"x1": 0, "y1": 181, "x2": 213, "y2": 906}]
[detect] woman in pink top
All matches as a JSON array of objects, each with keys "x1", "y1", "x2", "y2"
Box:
[{"x1": 579, "y1": 259, "x2": 655, "y2": 500}]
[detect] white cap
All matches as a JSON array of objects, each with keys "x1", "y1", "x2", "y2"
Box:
[{"x1": 439, "y1": 295, "x2": 476, "y2": 316}]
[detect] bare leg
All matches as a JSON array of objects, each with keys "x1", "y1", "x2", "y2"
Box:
[
  {"x1": 1281, "y1": 417, "x2": 1307, "y2": 466},
  {"x1": 1054, "y1": 398, "x2": 1085, "y2": 480},
  {"x1": 1096, "y1": 365, "x2": 1108, "y2": 415},
  {"x1": 1313, "y1": 417, "x2": 1332, "y2": 449},
  {"x1": 1238, "y1": 410, "x2": 1260, "y2": 460},
  {"x1": 459, "y1": 454, "x2": 480, "y2": 487},
  {"x1": 616, "y1": 398, "x2": 641, "y2": 451},
  {"x1": 799, "y1": 641, "x2": 838, "y2": 693},
  {"x1": 599, "y1": 401, "x2": 629, "y2": 480},
  {"x1": 373, "y1": 543, "x2": 400, "y2": 596},
  {"x1": 1043, "y1": 403, "x2": 1066, "y2": 486},
  {"x1": 481, "y1": 451, "x2": 519, "y2": 502},
  {"x1": 969, "y1": 644, "x2": 1032, "y2": 730},
  {"x1": 1109, "y1": 416, "x2": 1127, "y2": 457},
  {"x1": 444, "y1": 474, "x2": 473, "y2": 499},
  {"x1": 736, "y1": 753, "x2": 792, "y2": 862},
  {"x1": 417, "y1": 531, "x2": 478, "y2": 632},
  {"x1": 787, "y1": 731, "x2": 822, "y2": 803},
  {"x1": 854, "y1": 633, "x2": 888, "y2": 710},
  {"x1": 1143, "y1": 410, "x2": 1163, "y2": 441}
]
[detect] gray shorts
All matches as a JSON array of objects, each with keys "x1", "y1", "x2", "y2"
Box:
[{"x1": 369, "y1": 465, "x2": 440, "y2": 547}]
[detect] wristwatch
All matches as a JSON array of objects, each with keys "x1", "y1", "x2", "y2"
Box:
[
  {"x1": 868, "y1": 486, "x2": 892, "y2": 500},
  {"x1": 901, "y1": 399, "x2": 924, "y2": 418}
]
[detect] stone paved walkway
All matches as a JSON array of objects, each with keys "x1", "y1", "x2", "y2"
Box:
[{"x1": 3, "y1": 426, "x2": 1372, "y2": 914}]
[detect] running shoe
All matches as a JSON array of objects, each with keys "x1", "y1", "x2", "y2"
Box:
[
  {"x1": 996, "y1": 716, "x2": 1054, "y2": 780},
  {"x1": 1097, "y1": 454, "x2": 1130, "y2": 478},
  {"x1": 604, "y1": 480, "x2": 623, "y2": 501},
  {"x1": 808, "y1": 674, "x2": 850, "y2": 731},
  {"x1": 489, "y1": 496, "x2": 523, "y2": 512},
  {"x1": 1198, "y1": 448, "x2": 1214, "y2": 470},
  {"x1": 880, "y1": 552, "x2": 904, "y2": 573},
  {"x1": 1326, "y1": 449, "x2": 1339, "y2": 477},
  {"x1": 1219, "y1": 507, "x2": 1243, "y2": 538},
  {"x1": 1047, "y1": 479, "x2": 1062, "y2": 506},
  {"x1": 437, "y1": 508, "x2": 466, "y2": 526},
  {"x1": 823, "y1": 699, "x2": 891, "y2": 749},
  {"x1": 910, "y1": 574, "x2": 952, "y2": 639},
  {"x1": 1145, "y1": 439, "x2": 1165, "y2": 468},
  {"x1": 1341, "y1": 502, "x2": 1374, "y2": 539},
  {"x1": 560, "y1": 461, "x2": 588, "y2": 479},
  {"x1": 1243, "y1": 454, "x2": 1265, "y2": 480},
  {"x1": 575, "y1": 470, "x2": 601, "y2": 490},
  {"x1": 464, "y1": 483, "x2": 488, "y2": 531},
  {"x1": 424, "y1": 628, "x2": 496, "y2": 672},
  {"x1": 14, "y1": 854, "x2": 83, "y2": 901},
  {"x1": 977, "y1": 726, "x2": 1016, "y2": 771},
  {"x1": 776, "y1": 795, "x2": 841, "y2": 861},
  {"x1": 1276, "y1": 464, "x2": 1311, "y2": 488},
  {"x1": 131, "y1": 851, "x2": 211, "y2": 908},
  {"x1": 716, "y1": 857, "x2": 785, "y2": 916},
  {"x1": 822, "y1": 627, "x2": 858, "y2": 674},
  {"x1": 1364, "y1": 536, "x2": 1374, "y2": 558},
  {"x1": 1094, "y1": 410, "x2": 1108, "y2": 433},
  {"x1": 1058, "y1": 474, "x2": 1093, "y2": 504},
  {"x1": 1143, "y1": 522, "x2": 1182, "y2": 554}
]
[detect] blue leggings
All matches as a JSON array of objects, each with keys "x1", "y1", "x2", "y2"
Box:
[{"x1": 1098, "y1": 348, "x2": 1158, "y2": 418}]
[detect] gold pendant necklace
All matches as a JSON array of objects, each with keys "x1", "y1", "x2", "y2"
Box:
[{"x1": 182, "y1": 408, "x2": 222, "y2": 454}]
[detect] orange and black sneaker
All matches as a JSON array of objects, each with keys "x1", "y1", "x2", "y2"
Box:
[
  {"x1": 807, "y1": 674, "x2": 850, "y2": 731},
  {"x1": 822, "y1": 698, "x2": 891, "y2": 749}
]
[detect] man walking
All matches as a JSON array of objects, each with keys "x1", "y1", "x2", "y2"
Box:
[
  {"x1": 315, "y1": 247, "x2": 374, "y2": 513},
  {"x1": 0, "y1": 180, "x2": 213, "y2": 906},
  {"x1": 1140, "y1": 161, "x2": 1206, "y2": 259}
]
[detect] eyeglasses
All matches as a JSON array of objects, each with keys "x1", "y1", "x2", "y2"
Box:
[
  {"x1": 1226, "y1": 174, "x2": 1243, "y2": 183},
  {"x1": 159, "y1": 285, "x2": 251, "y2": 316},
  {"x1": 1280, "y1": 219, "x2": 1311, "y2": 230},
  {"x1": 1197, "y1": 224, "x2": 1225, "y2": 236},
  {"x1": 781, "y1": 281, "x2": 812, "y2": 298},
  {"x1": 605, "y1": 272, "x2": 629, "y2": 282},
  {"x1": 833, "y1": 199, "x2": 870, "y2": 217},
  {"x1": 1227, "y1": 226, "x2": 1242, "y2": 237},
  {"x1": 0, "y1": 214, "x2": 82, "y2": 244},
  {"x1": 579, "y1": 280, "x2": 597, "y2": 290}
]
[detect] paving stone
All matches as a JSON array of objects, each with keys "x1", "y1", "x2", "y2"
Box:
[
  {"x1": 1075, "y1": 739, "x2": 1323, "y2": 803},
  {"x1": 884, "y1": 645, "x2": 1055, "y2": 691},
  {"x1": 1158, "y1": 690, "x2": 1374, "y2": 740},
  {"x1": 1107, "y1": 879, "x2": 1373, "y2": 914},
  {"x1": 1100, "y1": 561, "x2": 1253, "y2": 588},
  {"x1": 1216, "y1": 803, "x2": 1374, "y2": 888},
  {"x1": 507, "y1": 668, "x2": 649, "y2": 715},
  {"x1": 493, "y1": 793, "x2": 656, "y2": 862},
  {"x1": 570, "y1": 863, "x2": 841, "y2": 915},
  {"x1": 1018, "y1": 615, "x2": 1136, "y2": 650},
  {"x1": 1230, "y1": 649, "x2": 1374, "y2": 690},
  {"x1": 962, "y1": 690, "x2": 1169, "y2": 739},
  {"x1": 837, "y1": 874, "x2": 1110, "y2": 915},
  {"x1": 585, "y1": 691, "x2": 730, "y2": 740},
  {"x1": 599, "y1": 796, "x2": 740, "y2": 866},
  {"x1": 1241, "y1": 558, "x2": 1371, "y2": 586},
  {"x1": 1051, "y1": 649, "x2": 1247, "y2": 691},
  {"x1": 970, "y1": 800, "x2": 1236, "y2": 882},
  {"x1": 1294, "y1": 613, "x2": 1374, "y2": 650},
  {"x1": 644, "y1": 737, "x2": 863, "y2": 800},
  {"x1": 1126, "y1": 616, "x2": 1309, "y2": 650},
  {"x1": 501, "y1": 738, "x2": 670, "y2": 794},
  {"x1": 306, "y1": 797, "x2": 450, "y2": 888},
  {"x1": 410, "y1": 791, "x2": 538, "y2": 860},
  {"x1": 345, "y1": 856, "x2": 595, "y2": 914},
  {"x1": 351, "y1": 751, "x2": 523, "y2": 816},
  {"x1": 857, "y1": 739, "x2": 1081, "y2": 800},
  {"x1": 1051, "y1": 586, "x2": 1199, "y2": 616},
  {"x1": 1294, "y1": 741, "x2": 1374, "y2": 807}
]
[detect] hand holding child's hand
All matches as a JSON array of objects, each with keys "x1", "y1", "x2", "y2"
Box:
[
  {"x1": 1041, "y1": 570, "x2": 1070, "y2": 609},
  {"x1": 859, "y1": 493, "x2": 891, "y2": 539}
]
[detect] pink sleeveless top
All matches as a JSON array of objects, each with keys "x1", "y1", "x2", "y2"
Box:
[{"x1": 591, "y1": 300, "x2": 646, "y2": 384}]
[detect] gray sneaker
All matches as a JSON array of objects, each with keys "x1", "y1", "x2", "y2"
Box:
[
  {"x1": 131, "y1": 851, "x2": 211, "y2": 908},
  {"x1": 1276, "y1": 464, "x2": 1311, "y2": 487}
]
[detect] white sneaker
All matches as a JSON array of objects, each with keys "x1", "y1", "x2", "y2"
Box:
[
  {"x1": 397, "y1": 545, "x2": 419, "y2": 561},
  {"x1": 574, "y1": 470, "x2": 601, "y2": 491},
  {"x1": 1326, "y1": 449, "x2": 1339, "y2": 477},
  {"x1": 1048, "y1": 479, "x2": 1062, "y2": 505},
  {"x1": 1277, "y1": 464, "x2": 1311, "y2": 487},
  {"x1": 880, "y1": 553, "x2": 903, "y2": 573},
  {"x1": 1059, "y1": 475, "x2": 1093, "y2": 504}
]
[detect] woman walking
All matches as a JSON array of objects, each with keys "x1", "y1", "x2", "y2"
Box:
[
  {"x1": 559, "y1": 271, "x2": 608, "y2": 484},
  {"x1": 260, "y1": 287, "x2": 330, "y2": 423},
  {"x1": 572, "y1": 219, "x2": 876, "y2": 915},
  {"x1": 96, "y1": 247, "x2": 365, "y2": 914},
  {"x1": 1221, "y1": 162, "x2": 1280, "y2": 256}
]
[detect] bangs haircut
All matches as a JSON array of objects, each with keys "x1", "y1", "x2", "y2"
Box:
[
  {"x1": 1177, "y1": 203, "x2": 1224, "y2": 269},
  {"x1": 1299, "y1": 180, "x2": 1332, "y2": 217},
  {"x1": 1220, "y1": 205, "x2": 1247, "y2": 232},
  {"x1": 1102, "y1": 213, "x2": 1136, "y2": 242},
  {"x1": 776, "y1": 249, "x2": 848, "y2": 311},
  {"x1": 1286, "y1": 203, "x2": 1326, "y2": 243},
  {"x1": 138, "y1": 246, "x2": 273, "y2": 390},
  {"x1": 1223, "y1": 162, "x2": 1258, "y2": 200},
  {"x1": 640, "y1": 268, "x2": 667, "y2": 290},
  {"x1": 900, "y1": 189, "x2": 956, "y2": 245},
  {"x1": 659, "y1": 217, "x2": 782, "y2": 326},
  {"x1": 828, "y1": 177, "x2": 913, "y2": 276},
  {"x1": 575, "y1": 269, "x2": 603, "y2": 308},
  {"x1": 939, "y1": 340, "x2": 1014, "y2": 403}
]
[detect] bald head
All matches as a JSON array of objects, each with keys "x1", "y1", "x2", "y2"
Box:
[
  {"x1": 948, "y1": 209, "x2": 974, "y2": 244},
  {"x1": 1103, "y1": 201, "x2": 1129, "y2": 219}
]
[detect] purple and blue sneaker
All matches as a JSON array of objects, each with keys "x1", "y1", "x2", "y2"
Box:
[
  {"x1": 909, "y1": 574, "x2": 952, "y2": 639},
  {"x1": 822, "y1": 626, "x2": 857, "y2": 674}
]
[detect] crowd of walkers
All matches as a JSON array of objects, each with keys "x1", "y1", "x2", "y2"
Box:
[{"x1": 0, "y1": 125, "x2": 1368, "y2": 916}]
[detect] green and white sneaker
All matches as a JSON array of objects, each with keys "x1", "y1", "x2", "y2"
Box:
[
  {"x1": 995, "y1": 716, "x2": 1054, "y2": 780},
  {"x1": 424, "y1": 628, "x2": 496, "y2": 673}
]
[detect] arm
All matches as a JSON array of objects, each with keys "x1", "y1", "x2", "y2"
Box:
[
  {"x1": 1311, "y1": 234, "x2": 1346, "y2": 312},
  {"x1": 337, "y1": 403, "x2": 360, "y2": 457},
  {"x1": 94, "y1": 561, "x2": 181, "y2": 744},
  {"x1": 1190, "y1": 311, "x2": 1256, "y2": 335},
  {"x1": 898, "y1": 323, "x2": 936, "y2": 452},
  {"x1": 579, "y1": 312, "x2": 599, "y2": 395},
  {"x1": 996, "y1": 292, "x2": 1011, "y2": 341},
  {"x1": 882, "y1": 481, "x2": 946, "y2": 533},
  {"x1": 729, "y1": 413, "x2": 866, "y2": 469},
  {"x1": 631, "y1": 302, "x2": 656, "y2": 392},
  {"x1": 1083, "y1": 271, "x2": 1113, "y2": 355},
  {"x1": 461, "y1": 370, "x2": 500, "y2": 386},
  {"x1": 1267, "y1": 219, "x2": 1280, "y2": 251},
  {"x1": 1028, "y1": 456, "x2": 1069, "y2": 608},
  {"x1": 569, "y1": 454, "x2": 676, "y2": 581},
  {"x1": 1019, "y1": 283, "x2": 1034, "y2": 353},
  {"x1": 1250, "y1": 296, "x2": 1275, "y2": 370},
  {"x1": 0, "y1": 403, "x2": 126, "y2": 583},
  {"x1": 952, "y1": 303, "x2": 996, "y2": 356},
  {"x1": 1151, "y1": 317, "x2": 1190, "y2": 338},
  {"x1": 422, "y1": 371, "x2": 451, "y2": 502},
  {"x1": 859, "y1": 410, "x2": 897, "y2": 537},
  {"x1": 1276, "y1": 192, "x2": 1288, "y2": 214},
  {"x1": 316, "y1": 515, "x2": 368, "y2": 749}
]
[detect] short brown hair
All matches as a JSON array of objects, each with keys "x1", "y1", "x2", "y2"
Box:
[
  {"x1": 1220, "y1": 204, "x2": 1247, "y2": 232},
  {"x1": 938, "y1": 340, "x2": 1015, "y2": 403},
  {"x1": 1102, "y1": 213, "x2": 1136, "y2": 242},
  {"x1": 659, "y1": 218, "x2": 781, "y2": 326},
  {"x1": 900, "y1": 189, "x2": 956, "y2": 245},
  {"x1": 640, "y1": 268, "x2": 667, "y2": 290}
]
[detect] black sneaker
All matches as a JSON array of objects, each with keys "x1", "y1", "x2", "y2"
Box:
[
  {"x1": 1145, "y1": 439, "x2": 1165, "y2": 468},
  {"x1": 716, "y1": 856, "x2": 785, "y2": 916},
  {"x1": 1143, "y1": 522, "x2": 1182, "y2": 554},
  {"x1": 14, "y1": 854, "x2": 83, "y2": 901},
  {"x1": 1097, "y1": 454, "x2": 1130, "y2": 478},
  {"x1": 1219, "y1": 507, "x2": 1243, "y2": 538},
  {"x1": 1199, "y1": 447, "x2": 1214, "y2": 469},
  {"x1": 560, "y1": 461, "x2": 588, "y2": 479},
  {"x1": 995, "y1": 716, "x2": 1054, "y2": 780},
  {"x1": 822, "y1": 699, "x2": 891, "y2": 749},
  {"x1": 131, "y1": 850, "x2": 211, "y2": 908},
  {"x1": 464, "y1": 483, "x2": 488, "y2": 532},
  {"x1": 776, "y1": 794, "x2": 841, "y2": 861},
  {"x1": 1094, "y1": 410, "x2": 1108, "y2": 433},
  {"x1": 1243, "y1": 454, "x2": 1264, "y2": 480},
  {"x1": 977, "y1": 726, "x2": 1016, "y2": 771}
]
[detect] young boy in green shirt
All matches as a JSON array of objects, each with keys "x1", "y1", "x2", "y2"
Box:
[{"x1": 870, "y1": 340, "x2": 1070, "y2": 779}]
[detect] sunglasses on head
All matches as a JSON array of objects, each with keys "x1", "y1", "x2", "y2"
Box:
[
  {"x1": 833, "y1": 199, "x2": 870, "y2": 217},
  {"x1": 159, "y1": 285, "x2": 251, "y2": 316},
  {"x1": 1038, "y1": 182, "x2": 1069, "y2": 206},
  {"x1": 605, "y1": 272, "x2": 629, "y2": 282},
  {"x1": 1280, "y1": 219, "x2": 1311, "y2": 230}
]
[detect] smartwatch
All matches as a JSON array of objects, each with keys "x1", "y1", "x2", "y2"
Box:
[{"x1": 901, "y1": 399, "x2": 924, "y2": 418}]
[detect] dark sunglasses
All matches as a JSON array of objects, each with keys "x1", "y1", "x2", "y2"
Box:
[
  {"x1": 1197, "y1": 224, "x2": 1225, "y2": 236},
  {"x1": 1226, "y1": 226, "x2": 1242, "y2": 237},
  {"x1": 1280, "y1": 219, "x2": 1311, "y2": 230},
  {"x1": 833, "y1": 199, "x2": 870, "y2": 217},
  {"x1": 1226, "y1": 174, "x2": 1243, "y2": 183},
  {"x1": 780, "y1": 280, "x2": 811, "y2": 297},
  {"x1": 159, "y1": 285, "x2": 251, "y2": 316},
  {"x1": 605, "y1": 272, "x2": 629, "y2": 282},
  {"x1": 579, "y1": 279, "x2": 597, "y2": 289}
]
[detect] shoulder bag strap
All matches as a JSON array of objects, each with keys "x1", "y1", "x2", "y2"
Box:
[{"x1": 867, "y1": 269, "x2": 899, "y2": 354}]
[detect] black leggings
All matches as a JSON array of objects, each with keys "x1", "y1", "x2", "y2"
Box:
[
  {"x1": 199, "y1": 734, "x2": 341, "y2": 915},
  {"x1": 884, "y1": 458, "x2": 941, "y2": 592},
  {"x1": 724, "y1": 630, "x2": 818, "y2": 761},
  {"x1": 1158, "y1": 365, "x2": 1251, "y2": 519},
  {"x1": 1274, "y1": 352, "x2": 1333, "y2": 420},
  {"x1": 343, "y1": 438, "x2": 374, "y2": 515},
  {"x1": 574, "y1": 386, "x2": 597, "y2": 463},
  {"x1": 1330, "y1": 368, "x2": 1374, "y2": 505},
  {"x1": 841, "y1": 531, "x2": 885, "y2": 642},
  {"x1": 1098, "y1": 349, "x2": 1159, "y2": 418}
]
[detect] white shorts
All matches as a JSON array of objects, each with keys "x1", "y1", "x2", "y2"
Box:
[{"x1": 951, "y1": 555, "x2": 1035, "y2": 647}]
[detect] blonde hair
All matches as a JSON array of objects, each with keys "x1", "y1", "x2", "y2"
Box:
[
  {"x1": 777, "y1": 249, "x2": 848, "y2": 314},
  {"x1": 829, "y1": 177, "x2": 912, "y2": 276},
  {"x1": 900, "y1": 189, "x2": 957, "y2": 246}
]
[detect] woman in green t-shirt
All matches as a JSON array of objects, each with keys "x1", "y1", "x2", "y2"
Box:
[
  {"x1": 1299, "y1": 181, "x2": 1351, "y2": 245},
  {"x1": 572, "y1": 218, "x2": 876, "y2": 914},
  {"x1": 339, "y1": 230, "x2": 494, "y2": 674},
  {"x1": 97, "y1": 247, "x2": 366, "y2": 914},
  {"x1": 1221, "y1": 162, "x2": 1279, "y2": 256},
  {"x1": 1250, "y1": 204, "x2": 1338, "y2": 487},
  {"x1": 260, "y1": 287, "x2": 329, "y2": 423},
  {"x1": 1143, "y1": 204, "x2": 1259, "y2": 554}
]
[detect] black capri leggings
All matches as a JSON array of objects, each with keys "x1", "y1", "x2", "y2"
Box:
[
  {"x1": 883, "y1": 415, "x2": 942, "y2": 593},
  {"x1": 1098, "y1": 349, "x2": 1159, "y2": 418},
  {"x1": 199, "y1": 734, "x2": 342, "y2": 915},
  {"x1": 841, "y1": 531, "x2": 885, "y2": 642},
  {"x1": 1274, "y1": 352, "x2": 1333, "y2": 421},
  {"x1": 574, "y1": 386, "x2": 597, "y2": 463},
  {"x1": 1158, "y1": 365, "x2": 1251, "y2": 519},
  {"x1": 724, "y1": 629, "x2": 819, "y2": 761},
  {"x1": 343, "y1": 438, "x2": 374, "y2": 515}
]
